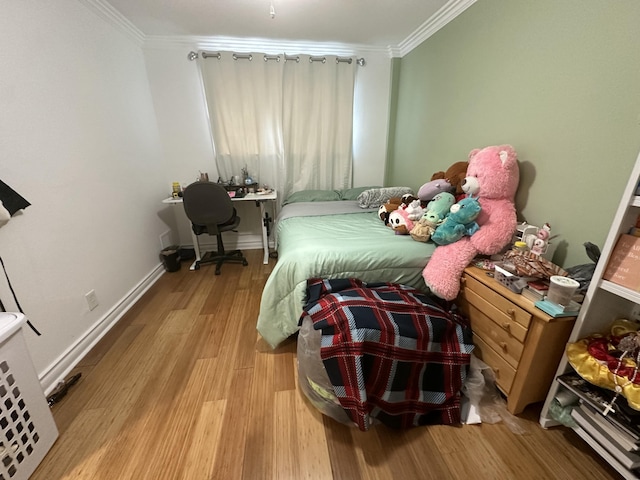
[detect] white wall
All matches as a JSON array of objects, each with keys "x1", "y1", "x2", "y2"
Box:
[
  {"x1": 143, "y1": 41, "x2": 393, "y2": 247},
  {"x1": 0, "y1": 0, "x2": 395, "y2": 391},
  {"x1": 0, "y1": 0, "x2": 171, "y2": 389}
]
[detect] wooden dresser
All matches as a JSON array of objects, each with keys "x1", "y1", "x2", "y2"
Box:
[{"x1": 457, "y1": 266, "x2": 577, "y2": 415}]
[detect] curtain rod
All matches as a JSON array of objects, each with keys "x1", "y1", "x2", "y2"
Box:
[{"x1": 188, "y1": 51, "x2": 366, "y2": 66}]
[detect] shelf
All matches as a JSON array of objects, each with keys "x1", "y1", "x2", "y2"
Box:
[
  {"x1": 573, "y1": 426, "x2": 639, "y2": 479},
  {"x1": 539, "y1": 148, "x2": 640, "y2": 470},
  {"x1": 600, "y1": 280, "x2": 640, "y2": 305}
]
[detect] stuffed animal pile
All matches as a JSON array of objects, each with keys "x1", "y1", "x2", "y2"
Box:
[
  {"x1": 422, "y1": 144, "x2": 520, "y2": 300},
  {"x1": 431, "y1": 196, "x2": 481, "y2": 246},
  {"x1": 378, "y1": 145, "x2": 519, "y2": 301},
  {"x1": 408, "y1": 192, "x2": 455, "y2": 242},
  {"x1": 417, "y1": 160, "x2": 468, "y2": 204},
  {"x1": 430, "y1": 161, "x2": 468, "y2": 198},
  {"x1": 383, "y1": 195, "x2": 424, "y2": 235}
]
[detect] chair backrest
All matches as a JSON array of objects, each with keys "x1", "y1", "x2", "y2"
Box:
[{"x1": 182, "y1": 182, "x2": 234, "y2": 227}]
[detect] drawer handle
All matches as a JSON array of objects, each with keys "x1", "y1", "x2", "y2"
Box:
[
  {"x1": 501, "y1": 322, "x2": 511, "y2": 331},
  {"x1": 499, "y1": 342, "x2": 508, "y2": 352}
]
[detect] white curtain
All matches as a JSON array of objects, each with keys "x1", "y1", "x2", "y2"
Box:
[{"x1": 199, "y1": 52, "x2": 357, "y2": 200}]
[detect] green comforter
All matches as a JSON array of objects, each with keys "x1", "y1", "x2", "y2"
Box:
[{"x1": 256, "y1": 201, "x2": 435, "y2": 348}]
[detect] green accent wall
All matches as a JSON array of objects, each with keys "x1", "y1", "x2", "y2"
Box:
[{"x1": 387, "y1": 0, "x2": 640, "y2": 267}]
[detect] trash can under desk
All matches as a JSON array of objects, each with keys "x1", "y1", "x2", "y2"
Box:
[{"x1": 0, "y1": 312, "x2": 58, "y2": 479}]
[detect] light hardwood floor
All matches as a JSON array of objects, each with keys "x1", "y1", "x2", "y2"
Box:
[{"x1": 32, "y1": 249, "x2": 621, "y2": 479}]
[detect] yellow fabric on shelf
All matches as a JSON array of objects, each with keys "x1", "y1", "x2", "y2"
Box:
[{"x1": 566, "y1": 319, "x2": 640, "y2": 411}]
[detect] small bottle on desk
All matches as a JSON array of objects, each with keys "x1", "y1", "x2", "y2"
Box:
[
  {"x1": 172, "y1": 182, "x2": 181, "y2": 199},
  {"x1": 513, "y1": 241, "x2": 529, "y2": 253}
]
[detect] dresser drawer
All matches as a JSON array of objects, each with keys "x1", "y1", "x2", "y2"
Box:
[
  {"x1": 463, "y1": 287, "x2": 528, "y2": 343},
  {"x1": 472, "y1": 334, "x2": 516, "y2": 395},
  {"x1": 463, "y1": 275, "x2": 532, "y2": 331},
  {"x1": 467, "y1": 304, "x2": 523, "y2": 369}
]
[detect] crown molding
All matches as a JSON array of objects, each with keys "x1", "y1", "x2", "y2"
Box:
[
  {"x1": 78, "y1": 0, "x2": 145, "y2": 46},
  {"x1": 396, "y1": 0, "x2": 477, "y2": 57},
  {"x1": 81, "y1": 0, "x2": 474, "y2": 59}
]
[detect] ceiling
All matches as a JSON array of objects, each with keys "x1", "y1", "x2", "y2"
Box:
[{"x1": 105, "y1": 0, "x2": 455, "y2": 50}]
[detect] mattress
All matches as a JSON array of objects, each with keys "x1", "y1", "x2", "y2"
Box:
[{"x1": 256, "y1": 200, "x2": 436, "y2": 348}]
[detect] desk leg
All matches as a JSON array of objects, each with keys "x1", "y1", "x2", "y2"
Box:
[
  {"x1": 190, "y1": 229, "x2": 201, "y2": 271},
  {"x1": 259, "y1": 201, "x2": 269, "y2": 264}
]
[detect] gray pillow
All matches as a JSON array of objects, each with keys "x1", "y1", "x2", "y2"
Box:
[
  {"x1": 283, "y1": 189, "x2": 341, "y2": 205},
  {"x1": 339, "y1": 186, "x2": 381, "y2": 201},
  {"x1": 357, "y1": 187, "x2": 414, "y2": 209}
]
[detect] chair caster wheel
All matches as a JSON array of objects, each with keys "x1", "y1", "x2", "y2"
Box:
[
  {"x1": 243, "y1": 260, "x2": 248, "y2": 266},
  {"x1": 194, "y1": 263, "x2": 201, "y2": 270}
]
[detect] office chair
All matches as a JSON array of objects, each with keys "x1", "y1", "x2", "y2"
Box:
[{"x1": 182, "y1": 181, "x2": 248, "y2": 275}]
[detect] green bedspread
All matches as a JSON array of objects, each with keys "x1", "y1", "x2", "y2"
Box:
[{"x1": 256, "y1": 201, "x2": 436, "y2": 348}]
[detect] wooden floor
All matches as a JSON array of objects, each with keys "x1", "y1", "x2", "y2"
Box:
[{"x1": 33, "y1": 249, "x2": 621, "y2": 479}]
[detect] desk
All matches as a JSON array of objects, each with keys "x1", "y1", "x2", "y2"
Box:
[{"x1": 162, "y1": 190, "x2": 277, "y2": 267}]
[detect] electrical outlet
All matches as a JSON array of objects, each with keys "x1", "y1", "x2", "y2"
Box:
[{"x1": 85, "y1": 290, "x2": 99, "y2": 311}]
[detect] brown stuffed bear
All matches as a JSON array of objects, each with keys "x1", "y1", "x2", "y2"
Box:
[{"x1": 431, "y1": 161, "x2": 468, "y2": 196}]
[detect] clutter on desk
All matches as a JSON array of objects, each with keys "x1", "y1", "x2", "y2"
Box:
[
  {"x1": 240, "y1": 166, "x2": 255, "y2": 185},
  {"x1": 171, "y1": 182, "x2": 181, "y2": 199},
  {"x1": 535, "y1": 298, "x2": 581, "y2": 317},
  {"x1": 512, "y1": 221, "x2": 557, "y2": 258},
  {"x1": 502, "y1": 248, "x2": 567, "y2": 279}
]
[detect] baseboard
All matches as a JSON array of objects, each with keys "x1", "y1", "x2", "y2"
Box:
[{"x1": 38, "y1": 263, "x2": 165, "y2": 394}]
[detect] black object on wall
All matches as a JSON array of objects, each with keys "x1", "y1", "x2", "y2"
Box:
[
  {"x1": 0, "y1": 179, "x2": 30, "y2": 215},
  {"x1": 0, "y1": 180, "x2": 37, "y2": 334}
]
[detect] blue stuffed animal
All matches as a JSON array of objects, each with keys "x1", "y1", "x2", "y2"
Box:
[{"x1": 431, "y1": 196, "x2": 481, "y2": 246}]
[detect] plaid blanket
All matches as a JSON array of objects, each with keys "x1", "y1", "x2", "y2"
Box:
[{"x1": 300, "y1": 278, "x2": 474, "y2": 431}]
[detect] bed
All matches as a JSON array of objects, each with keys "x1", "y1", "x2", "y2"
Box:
[{"x1": 256, "y1": 187, "x2": 437, "y2": 348}]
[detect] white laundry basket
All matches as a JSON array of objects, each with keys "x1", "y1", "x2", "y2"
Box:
[{"x1": 0, "y1": 313, "x2": 57, "y2": 479}]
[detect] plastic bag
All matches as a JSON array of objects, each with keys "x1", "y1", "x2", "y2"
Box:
[
  {"x1": 462, "y1": 354, "x2": 529, "y2": 435},
  {"x1": 565, "y1": 242, "x2": 601, "y2": 293},
  {"x1": 296, "y1": 316, "x2": 353, "y2": 426}
]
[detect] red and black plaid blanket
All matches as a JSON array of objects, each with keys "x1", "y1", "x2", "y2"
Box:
[{"x1": 300, "y1": 278, "x2": 474, "y2": 431}]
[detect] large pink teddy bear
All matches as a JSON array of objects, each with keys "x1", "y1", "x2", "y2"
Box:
[{"x1": 423, "y1": 145, "x2": 520, "y2": 300}]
